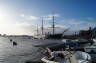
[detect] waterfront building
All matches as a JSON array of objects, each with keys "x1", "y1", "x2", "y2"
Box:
[{"x1": 92, "y1": 27, "x2": 96, "y2": 38}]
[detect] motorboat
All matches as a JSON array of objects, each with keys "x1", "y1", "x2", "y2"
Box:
[{"x1": 41, "y1": 51, "x2": 91, "y2": 63}]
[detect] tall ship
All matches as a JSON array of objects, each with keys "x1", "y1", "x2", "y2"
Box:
[
  {"x1": 33, "y1": 14, "x2": 96, "y2": 39},
  {"x1": 34, "y1": 14, "x2": 69, "y2": 39}
]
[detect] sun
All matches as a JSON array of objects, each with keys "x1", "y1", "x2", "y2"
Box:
[
  {"x1": 0, "y1": 8, "x2": 8, "y2": 23},
  {"x1": 0, "y1": 6, "x2": 14, "y2": 34},
  {"x1": 0, "y1": 6, "x2": 15, "y2": 25}
]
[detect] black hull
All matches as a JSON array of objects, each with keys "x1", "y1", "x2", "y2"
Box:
[{"x1": 45, "y1": 34, "x2": 63, "y2": 39}]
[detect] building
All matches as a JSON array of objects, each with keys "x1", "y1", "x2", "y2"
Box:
[
  {"x1": 79, "y1": 27, "x2": 92, "y2": 39},
  {"x1": 92, "y1": 27, "x2": 96, "y2": 38}
]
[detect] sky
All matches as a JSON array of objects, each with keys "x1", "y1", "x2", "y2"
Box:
[{"x1": 0, "y1": 0, "x2": 96, "y2": 35}]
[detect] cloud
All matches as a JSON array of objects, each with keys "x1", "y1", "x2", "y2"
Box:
[
  {"x1": 20, "y1": 13, "x2": 60, "y2": 21},
  {"x1": 70, "y1": 18, "x2": 96, "y2": 26},
  {"x1": 65, "y1": 18, "x2": 96, "y2": 31},
  {"x1": 0, "y1": 22, "x2": 38, "y2": 35},
  {"x1": 26, "y1": 16, "x2": 38, "y2": 20},
  {"x1": 43, "y1": 13, "x2": 60, "y2": 20},
  {"x1": 20, "y1": 14, "x2": 38, "y2": 21},
  {"x1": 20, "y1": 14, "x2": 25, "y2": 17},
  {"x1": 69, "y1": 19, "x2": 85, "y2": 25},
  {"x1": 86, "y1": 22, "x2": 96, "y2": 27},
  {"x1": 87, "y1": 17, "x2": 94, "y2": 21},
  {"x1": 86, "y1": 17, "x2": 96, "y2": 27},
  {"x1": 47, "y1": 13, "x2": 60, "y2": 18}
]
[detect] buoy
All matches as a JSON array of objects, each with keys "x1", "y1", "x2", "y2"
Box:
[
  {"x1": 13, "y1": 41, "x2": 17, "y2": 46},
  {"x1": 10, "y1": 39, "x2": 12, "y2": 42}
]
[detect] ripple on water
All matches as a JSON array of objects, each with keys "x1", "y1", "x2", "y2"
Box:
[{"x1": 0, "y1": 37, "x2": 62, "y2": 63}]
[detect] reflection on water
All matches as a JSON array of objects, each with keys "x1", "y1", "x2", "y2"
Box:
[{"x1": 0, "y1": 37, "x2": 62, "y2": 63}]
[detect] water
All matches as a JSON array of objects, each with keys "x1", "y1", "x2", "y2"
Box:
[{"x1": 0, "y1": 37, "x2": 62, "y2": 63}]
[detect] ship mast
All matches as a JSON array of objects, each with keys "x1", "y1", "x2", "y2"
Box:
[
  {"x1": 37, "y1": 24, "x2": 39, "y2": 35},
  {"x1": 41, "y1": 17, "x2": 44, "y2": 35},
  {"x1": 52, "y1": 15, "x2": 55, "y2": 35}
]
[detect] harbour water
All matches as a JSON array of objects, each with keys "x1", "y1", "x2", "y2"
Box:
[{"x1": 0, "y1": 36, "x2": 62, "y2": 63}]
